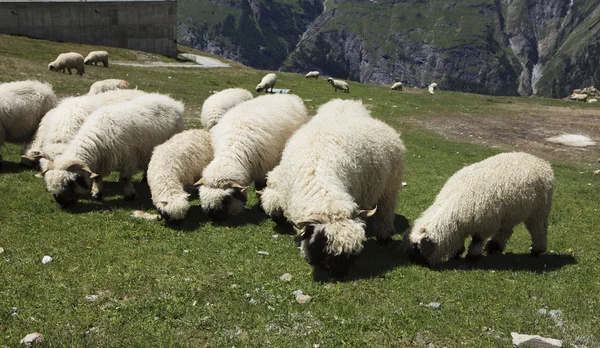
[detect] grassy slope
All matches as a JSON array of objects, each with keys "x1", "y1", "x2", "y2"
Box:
[{"x1": 0, "y1": 35, "x2": 599, "y2": 346}]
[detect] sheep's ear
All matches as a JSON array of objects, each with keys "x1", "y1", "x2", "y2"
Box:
[
  {"x1": 296, "y1": 216, "x2": 322, "y2": 230},
  {"x1": 420, "y1": 237, "x2": 437, "y2": 259},
  {"x1": 224, "y1": 180, "x2": 248, "y2": 192},
  {"x1": 357, "y1": 206, "x2": 377, "y2": 219}
]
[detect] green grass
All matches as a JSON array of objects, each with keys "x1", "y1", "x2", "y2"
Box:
[{"x1": 1, "y1": 34, "x2": 599, "y2": 346}]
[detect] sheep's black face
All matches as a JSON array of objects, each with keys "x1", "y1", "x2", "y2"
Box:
[
  {"x1": 407, "y1": 237, "x2": 436, "y2": 265},
  {"x1": 301, "y1": 225, "x2": 355, "y2": 278},
  {"x1": 53, "y1": 180, "x2": 78, "y2": 209},
  {"x1": 201, "y1": 187, "x2": 247, "y2": 221},
  {"x1": 407, "y1": 243, "x2": 428, "y2": 265}
]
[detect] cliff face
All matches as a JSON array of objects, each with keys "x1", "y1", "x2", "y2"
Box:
[{"x1": 178, "y1": 0, "x2": 600, "y2": 97}]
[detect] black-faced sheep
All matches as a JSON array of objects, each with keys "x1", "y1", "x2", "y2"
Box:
[
  {"x1": 327, "y1": 78, "x2": 349, "y2": 93},
  {"x1": 48, "y1": 52, "x2": 85, "y2": 76},
  {"x1": 200, "y1": 88, "x2": 253, "y2": 130},
  {"x1": 405, "y1": 152, "x2": 554, "y2": 265},
  {"x1": 391, "y1": 82, "x2": 403, "y2": 91},
  {"x1": 198, "y1": 94, "x2": 309, "y2": 221},
  {"x1": 261, "y1": 99, "x2": 405, "y2": 277},
  {"x1": 84, "y1": 51, "x2": 109, "y2": 67},
  {"x1": 256, "y1": 73, "x2": 277, "y2": 93},
  {"x1": 41, "y1": 93, "x2": 184, "y2": 208},
  {"x1": 305, "y1": 71, "x2": 320, "y2": 79}
]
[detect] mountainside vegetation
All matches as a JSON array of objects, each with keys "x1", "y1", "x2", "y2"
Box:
[{"x1": 178, "y1": 0, "x2": 600, "y2": 97}]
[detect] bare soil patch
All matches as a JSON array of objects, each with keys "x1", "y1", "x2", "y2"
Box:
[{"x1": 408, "y1": 102, "x2": 600, "y2": 167}]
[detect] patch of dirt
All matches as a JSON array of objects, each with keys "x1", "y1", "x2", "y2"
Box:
[{"x1": 407, "y1": 103, "x2": 600, "y2": 167}]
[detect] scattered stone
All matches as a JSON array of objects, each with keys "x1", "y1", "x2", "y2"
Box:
[
  {"x1": 296, "y1": 294, "x2": 312, "y2": 304},
  {"x1": 594, "y1": 170, "x2": 600, "y2": 175},
  {"x1": 130, "y1": 210, "x2": 159, "y2": 220},
  {"x1": 249, "y1": 298, "x2": 257, "y2": 304},
  {"x1": 20, "y1": 332, "x2": 43, "y2": 346},
  {"x1": 272, "y1": 234, "x2": 279, "y2": 239},
  {"x1": 546, "y1": 134, "x2": 596, "y2": 147},
  {"x1": 549, "y1": 310, "x2": 562, "y2": 318},
  {"x1": 280, "y1": 273, "x2": 293, "y2": 282},
  {"x1": 538, "y1": 308, "x2": 548, "y2": 315},
  {"x1": 192, "y1": 300, "x2": 197, "y2": 306},
  {"x1": 402, "y1": 182, "x2": 408, "y2": 187},
  {"x1": 84, "y1": 326, "x2": 99, "y2": 336},
  {"x1": 0, "y1": 247, "x2": 4, "y2": 254},
  {"x1": 426, "y1": 302, "x2": 441, "y2": 309},
  {"x1": 84, "y1": 295, "x2": 99, "y2": 303},
  {"x1": 227, "y1": 272, "x2": 234, "y2": 276},
  {"x1": 11, "y1": 307, "x2": 17, "y2": 313},
  {"x1": 511, "y1": 332, "x2": 562, "y2": 347},
  {"x1": 41, "y1": 256, "x2": 52, "y2": 264},
  {"x1": 258, "y1": 251, "x2": 270, "y2": 256},
  {"x1": 183, "y1": 250, "x2": 190, "y2": 254},
  {"x1": 292, "y1": 289, "x2": 303, "y2": 296}
]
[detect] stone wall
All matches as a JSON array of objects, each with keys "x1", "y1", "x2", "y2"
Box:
[{"x1": 0, "y1": 0, "x2": 177, "y2": 57}]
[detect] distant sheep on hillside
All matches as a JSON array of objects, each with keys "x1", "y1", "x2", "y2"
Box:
[
  {"x1": 48, "y1": 52, "x2": 85, "y2": 76},
  {"x1": 327, "y1": 78, "x2": 349, "y2": 93},
  {"x1": 391, "y1": 82, "x2": 403, "y2": 91},
  {"x1": 256, "y1": 73, "x2": 277, "y2": 93},
  {"x1": 305, "y1": 71, "x2": 320, "y2": 79},
  {"x1": 84, "y1": 51, "x2": 109, "y2": 67}
]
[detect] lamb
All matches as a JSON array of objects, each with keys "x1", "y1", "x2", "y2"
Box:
[
  {"x1": 327, "y1": 78, "x2": 349, "y2": 93},
  {"x1": 256, "y1": 73, "x2": 277, "y2": 93},
  {"x1": 22, "y1": 89, "x2": 146, "y2": 171},
  {"x1": 0, "y1": 80, "x2": 57, "y2": 169},
  {"x1": 428, "y1": 82, "x2": 438, "y2": 95},
  {"x1": 405, "y1": 152, "x2": 554, "y2": 265},
  {"x1": 48, "y1": 52, "x2": 85, "y2": 76},
  {"x1": 84, "y1": 51, "x2": 109, "y2": 67},
  {"x1": 40, "y1": 93, "x2": 184, "y2": 208},
  {"x1": 391, "y1": 82, "x2": 403, "y2": 91},
  {"x1": 261, "y1": 99, "x2": 405, "y2": 277},
  {"x1": 198, "y1": 94, "x2": 309, "y2": 221},
  {"x1": 147, "y1": 129, "x2": 213, "y2": 222},
  {"x1": 88, "y1": 79, "x2": 129, "y2": 95},
  {"x1": 200, "y1": 88, "x2": 253, "y2": 130},
  {"x1": 305, "y1": 71, "x2": 320, "y2": 79}
]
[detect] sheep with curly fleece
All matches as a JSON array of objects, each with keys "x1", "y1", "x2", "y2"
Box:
[
  {"x1": 200, "y1": 88, "x2": 253, "y2": 130},
  {"x1": 0, "y1": 80, "x2": 57, "y2": 169},
  {"x1": 147, "y1": 129, "x2": 213, "y2": 222},
  {"x1": 405, "y1": 152, "x2": 554, "y2": 265},
  {"x1": 84, "y1": 51, "x2": 109, "y2": 67},
  {"x1": 198, "y1": 94, "x2": 309, "y2": 221},
  {"x1": 256, "y1": 73, "x2": 277, "y2": 93},
  {"x1": 305, "y1": 71, "x2": 320, "y2": 79},
  {"x1": 88, "y1": 79, "x2": 129, "y2": 95},
  {"x1": 261, "y1": 99, "x2": 405, "y2": 277},
  {"x1": 428, "y1": 82, "x2": 438, "y2": 95},
  {"x1": 22, "y1": 89, "x2": 146, "y2": 170},
  {"x1": 327, "y1": 78, "x2": 349, "y2": 93},
  {"x1": 48, "y1": 52, "x2": 85, "y2": 76},
  {"x1": 41, "y1": 93, "x2": 184, "y2": 208},
  {"x1": 391, "y1": 82, "x2": 403, "y2": 91}
]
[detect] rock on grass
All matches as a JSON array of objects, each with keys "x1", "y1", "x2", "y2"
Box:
[{"x1": 20, "y1": 332, "x2": 43, "y2": 346}]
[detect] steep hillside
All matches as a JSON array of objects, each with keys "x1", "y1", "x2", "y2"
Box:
[
  {"x1": 178, "y1": 0, "x2": 600, "y2": 97},
  {"x1": 177, "y1": 0, "x2": 323, "y2": 69}
]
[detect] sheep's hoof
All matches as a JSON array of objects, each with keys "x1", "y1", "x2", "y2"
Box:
[
  {"x1": 530, "y1": 249, "x2": 544, "y2": 258},
  {"x1": 376, "y1": 238, "x2": 392, "y2": 246},
  {"x1": 465, "y1": 253, "x2": 481, "y2": 263},
  {"x1": 451, "y1": 246, "x2": 466, "y2": 260},
  {"x1": 124, "y1": 194, "x2": 136, "y2": 201},
  {"x1": 91, "y1": 193, "x2": 103, "y2": 201},
  {"x1": 484, "y1": 240, "x2": 503, "y2": 255}
]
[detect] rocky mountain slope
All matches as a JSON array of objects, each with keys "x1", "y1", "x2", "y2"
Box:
[{"x1": 178, "y1": 0, "x2": 600, "y2": 97}]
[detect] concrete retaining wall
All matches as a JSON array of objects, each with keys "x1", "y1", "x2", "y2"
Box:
[{"x1": 0, "y1": 0, "x2": 177, "y2": 57}]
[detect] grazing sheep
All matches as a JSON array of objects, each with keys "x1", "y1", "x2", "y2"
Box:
[
  {"x1": 570, "y1": 93, "x2": 588, "y2": 102},
  {"x1": 256, "y1": 73, "x2": 277, "y2": 93},
  {"x1": 0, "y1": 80, "x2": 57, "y2": 168},
  {"x1": 147, "y1": 129, "x2": 213, "y2": 222},
  {"x1": 405, "y1": 152, "x2": 554, "y2": 265},
  {"x1": 327, "y1": 78, "x2": 349, "y2": 93},
  {"x1": 391, "y1": 82, "x2": 403, "y2": 91},
  {"x1": 428, "y1": 82, "x2": 438, "y2": 95},
  {"x1": 588, "y1": 99, "x2": 598, "y2": 103},
  {"x1": 48, "y1": 52, "x2": 85, "y2": 76},
  {"x1": 84, "y1": 51, "x2": 109, "y2": 67},
  {"x1": 305, "y1": 71, "x2": 320, "y2": 79},
  {"x1": 22, "y1": 89, "x2": 146, "y2": 171},
  {"x1": 200, "y1": 88, "x2": 253, "y2": 130},
  {"x1": 41, "y1": 93, "x2": 184, "y2": 208},
  {"x1": 88, "y1": 79, "x2": 129, "y2": 95},
  {"x1": 198, "y1": 94, "x2": 309, "y2": 221},
  {"x1": 261, "y1": 99, "x2": 405, "y2": 277}
]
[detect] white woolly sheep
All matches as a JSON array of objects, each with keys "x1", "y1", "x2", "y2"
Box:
[
  {"x1": 147, "y1": 129, "x2": 213, "y2": 222},
  {"x1": 22, "y1": 89, "x2": 146, "y2": 171},
  {"x1": 326, "y1": 78, "x2": 349, "y2": 93},
  {"x1": 200, "y1": 88, "x2": 253, "y2": 130},
  {"x1": 570, "y1": 93, "x2": 588, "y2": 102},
  {"x1": 256, "y1": 73, "x2": 277, "y2": 93},
  {"x1": 405, "y1": 152, "x2": 554, "y2": 265},
  {"x1": 48, "y1": 52, "x2": 85, "y2": 76},
  {"x1": 428, "y1": 82, "x2": 438, "y2": 95},
  {"x1": 84, "y1": 51, "x2": 109, "y2": 67},
  {"x1": 588, "y1": 99, "x2": 598, "y2": 103},
  {"x1": 41, "y1": 93, "x2": 184, "y2": 208},
  {"x1": 305, "y1": 71, "x2": 320, "y2": 79},
  {"x1": 198, "y1": 94, "x2": 309, "y2": 221},
  {"x1": 0, "y1": 80, "x2": 57, "y2": 168},
  {"x1": 88, "y1": 79, "x2": 129, "y2": 95},
  {"x1": 391, "y1": 82, "x2": 403, "y2": 91},
  {"x1": 261, "y1": 99, "x2": 405, "y2": 277}
]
